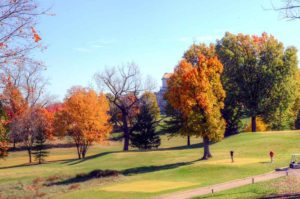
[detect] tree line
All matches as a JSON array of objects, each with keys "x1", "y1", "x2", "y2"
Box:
[{"x1": 0, "y1": 0, "x2": 300, "y2": 163}]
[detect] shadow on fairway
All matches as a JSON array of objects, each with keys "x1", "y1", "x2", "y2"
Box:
[
  {"x1": 63, "y1": 142, "x2": 207, "y2": 166},
  {"x1": 50, "y1": 159, "x2": 199, "y2": 186},
  {"x1": 158, "y1": 143, "x2": 204, "y2": 151},
  {"x1": 122, "y1": 159, "x2": 199, "y2": 176}
]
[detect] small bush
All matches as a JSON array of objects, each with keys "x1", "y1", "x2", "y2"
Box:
[
  {"x1": 68, "y1": 184, "x2": 80, "y2": 190},
  {"x1": 32, "y1": 177, "x2": 44, "y2": 185},
  {"x1": 35, "y1": 192, "x2": 46, "y2": 198},
  {"x1": 89, "y1": 169, "x2": 119, "y2": 178},
  {"x1": 45, "y1": 175, "x2": 63, "y2": 183},
  {"x1": 75, "y1": 169, "x2": 120, "y2": 180},
  {"x1": 244, "y1": 117, "x2": 267, "y2": 132}
]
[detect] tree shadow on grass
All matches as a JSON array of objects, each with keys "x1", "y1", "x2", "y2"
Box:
[
  {"x1": 62, "y1": 151, "x2": 122, "y2": 166},
  {"x1": 63, "y1": 142, "x2": 207, "y2": 166},
  {"x1": 50, "y1": 159, "x2": 200, "y2": 186},
  {"x1": 122, "y1": 159, "x2": 199, "y2": 176},
  {"x1": 158, "y1": 143, "x2": 204, "y2": 151}
]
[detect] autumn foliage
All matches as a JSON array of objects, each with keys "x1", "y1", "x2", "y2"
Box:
[
  {"x1": 54, "y1": 88, "x2": 112, "y2": 159},
  {"x1": 166, "y1": 44, "x2": 226, "y2": 159}
]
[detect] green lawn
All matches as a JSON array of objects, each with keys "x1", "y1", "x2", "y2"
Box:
[
  {"x1": 1, "y1": 131, "x2": 300, "y2": 198},
  {"x1": 193, "y1": 178, "x2": 278, "y2": 199}
]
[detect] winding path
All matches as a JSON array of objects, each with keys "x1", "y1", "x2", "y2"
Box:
[{"x1": 155, "y1": 169, "x2": 300, "y2": 199}]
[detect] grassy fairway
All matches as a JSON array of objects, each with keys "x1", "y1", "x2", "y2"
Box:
[
  {"x1": 193, "y1": 178, "x2": 279, "y2": 199},
  {"x1": 1, "y1": 131, "x2": 300, "y2": 198}
]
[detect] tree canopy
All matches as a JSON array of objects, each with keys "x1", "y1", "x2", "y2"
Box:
[
  {"x1": 54, "y1": 88, "x2": 112, "y2": 159},
  {"x1": 216, "y1": 32, "x2": 298, "y2": 132},
  {"x1": 166, "y1": 44, "x2": 226, "y2": 159}
]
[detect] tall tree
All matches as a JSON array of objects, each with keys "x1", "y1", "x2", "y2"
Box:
[
  {"x1": 130, "y1": 100, "x2": 161, "y2": 150},
  {"x1": 166, "y1": 44, "x2": 226, "y2": 159},
  {"x1": 216, "y1": 32, "x2": 298, "y2": 132},
  {"x1": 10, "y1": 107, "x2": 52, "y2": 163},
  {"x1": 54, "y1": 88, "x2": 112, "y2": 159},
  {"x1": 184, "y1": 43, "x2": 243, "y2": 136},
  {"x1": 95, "y1": 63, "x2": 151, "y2": 151},
  {"x1": 262, "y1": 47, "x2": 299, "y2": 130}
]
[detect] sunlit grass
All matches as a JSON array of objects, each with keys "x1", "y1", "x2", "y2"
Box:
[{"x1": 1, "y1": 131, "x2": 300, "y2": 198}]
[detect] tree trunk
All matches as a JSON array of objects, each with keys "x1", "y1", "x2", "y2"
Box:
[
  {"x1": 251, "y1": 116, "x2": 256, "y2": 132},
  {"x1": 76, "y1": 144, "x2": 81, "y2": 159},
  {"x1": 187, "y1": 135, "x2": 191, "y2": 146},
  {"x1": 13, "y1": 139, "x2": 16, "y2": 150},
  {"x1": 28, "y1": 149, "x2": 32, "y2": 163},
  {"x1": 82, "y1": 146, "x2": 87, "y2": 159},
  {"x1": 122, "y1": 113, "x2": 129, "y2": 151},
  {"x1": 201, "y1": 136, "x2": 212, "y2": 160}
]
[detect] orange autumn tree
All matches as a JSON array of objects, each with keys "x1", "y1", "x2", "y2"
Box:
[
  {"x1": 55, "y1": 87, "x2": 112, "y2": 159},
  {"x1": 165, "y1": 44, "x2": 226, "y2": 160}
]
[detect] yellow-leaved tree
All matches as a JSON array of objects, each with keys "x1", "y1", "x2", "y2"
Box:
[
  {"x1": 55, "y1": 87, "x2": 112, "y2": 159},
  {"x1": 165, "y1": 44, "x2": 226, "y2": 160}
]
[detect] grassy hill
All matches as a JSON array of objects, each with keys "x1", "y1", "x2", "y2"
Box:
[{"x1": 1, "y1": 131, "x2": 300, "y2": 198}]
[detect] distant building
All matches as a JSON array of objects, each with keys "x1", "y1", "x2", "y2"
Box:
[{"x1": 156, "y1": 73, "x2": 172, "y2": 114}]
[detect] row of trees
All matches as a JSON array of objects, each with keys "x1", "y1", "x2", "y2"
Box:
[
  {"x1": 0, "y1": 0, "x2": 50, "y2": 162},
  {"x1": 162, "y1": 32, "x2": 300, "y2": 159}
]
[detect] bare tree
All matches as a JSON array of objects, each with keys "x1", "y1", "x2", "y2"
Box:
[
  {"x1": 10, "y1": 106, "x2": 49, "y2": 163},
  {"x1": 95, "y1": 63, "x2": 151, "y2": 151},
  {"x1": 273, "y1": 0, "x2": 300, "y2": 20},
  {"x1": 0, "y1": 59, "x2": 48, "y2": 107},
  {"x1": 0, "y1": 0, "x2": 48, "y2": 65}
]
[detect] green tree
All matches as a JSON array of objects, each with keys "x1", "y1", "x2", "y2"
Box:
[
  {"x1": 216, "y1": 32, "x2": 298, "y2": 132},
  {"x1": 32, "y1": 130, "x2": 49, "y2": 164},
  {"x1": 140, "y1": 91, "x2": 160, "y2": 120},
  {"x1": 162, "y1": 102, "x2": 192, "y2": 146},
  {"x1": 130, "y1": 101, "x2": 161, "y2": 150},
  {"x1": 262, "y1": 47, "x2": 299, "y2": 130}
]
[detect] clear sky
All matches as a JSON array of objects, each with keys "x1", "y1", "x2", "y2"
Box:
[{"x1": 36, "y1": 0, "x2": 300, "y2": 101}]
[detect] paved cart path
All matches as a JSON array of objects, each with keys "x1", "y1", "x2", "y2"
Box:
[{"x1": 155, "y1": 169, "x2": 300, "y2": 199}]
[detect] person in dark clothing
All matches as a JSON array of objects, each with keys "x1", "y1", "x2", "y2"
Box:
[{"x1": 230, "y1": 150, "x2": 234, "y2": 163}]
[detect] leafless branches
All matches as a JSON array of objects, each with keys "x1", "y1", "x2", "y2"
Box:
[
  {"x1": 94, "y1": 62, "x2": 156, "y2": 151},
  {"x1": 0, "y1": 0, "x2": 48, "y2": 65},
  {"x1": 0, "y1": 59, "x2": 48, "y2": 107},
  {"x1": 272, "y1": 0, "x2": 300, "y2": 20}
]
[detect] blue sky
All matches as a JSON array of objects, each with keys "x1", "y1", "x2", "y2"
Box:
[{"x1": 36, "y1": 0, "x2": 300, "y2": 101}]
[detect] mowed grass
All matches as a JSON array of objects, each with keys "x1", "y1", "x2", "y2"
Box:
[
  {"x1": 193, "y1": 177, "x2": 280, "y2": 199},
  {"x1": 1, "y1": 131, "x2": 300, "y2": 199},
  {"x1": 194, "y1": 175, "x2": 300, "y2": 199}
]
